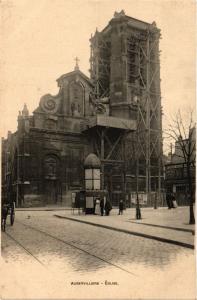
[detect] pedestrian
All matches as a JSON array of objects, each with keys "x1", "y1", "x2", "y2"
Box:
[
  {"x1": 94, "y1": 198, "x2": 100, "y2": 215},
  {"x1": 171, "y1": 193, "x2": 177, "y2": 208},
  {"x1": 1, "y1": 203, "x2": 9, "y2": 231},
  {"x1": 105, "y1": 199, "x2": 112, "y2": 216},
  {"x1": 100, "y1": 198, "x2": 104, "y2": 216},
  {"x1": 118, "y1": 200, "x2": 124, "y2": 215},
  {"x1": 166, "y1": 192, "x2": 172, "y2": 209}
]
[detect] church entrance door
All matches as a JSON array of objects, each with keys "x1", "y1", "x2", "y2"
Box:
[
  {"x1": 44, "y1": 155, "x2": 61, "y2": 205},
  {"x1": 45, "y1": 180, "x2": 58, "y2": 204}
]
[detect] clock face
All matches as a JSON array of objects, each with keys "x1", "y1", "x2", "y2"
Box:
[{"x1": 40, "y1": 94, "x2": 58, "y2": 113}]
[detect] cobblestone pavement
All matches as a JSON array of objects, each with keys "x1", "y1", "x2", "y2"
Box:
[
  {"x1": 1, "y1": 210, "x2": 195, "y2": 300},
  {"x1": 128, "y1": 206, "x2": 195, "y2": 229},
  {"x1": 56, "y1": 207, "x2": 195, "y2": 247}
]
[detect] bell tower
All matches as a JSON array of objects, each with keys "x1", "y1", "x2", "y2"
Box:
[{"x1": 89, "y1": 11, "x2": 162, "y2": 199}]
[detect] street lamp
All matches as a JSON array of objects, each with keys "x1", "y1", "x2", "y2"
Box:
[
  {"x1": 136, "y1": 151, "x2": 141, "y2": 219},
  {"x1": 133, "y1": 95, "x2": 142, "y2": 220}
]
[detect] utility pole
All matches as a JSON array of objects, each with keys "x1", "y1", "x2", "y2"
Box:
[
  {"x1": 136, "y1": 99, "x2": 141, "y2": 219},
  {"x1": 16, "y1": 147, "x2": 19, "y2": 208},
  {"x1": 101, "y1": 129, "x2": 104, "y2": 190},
  {"x1": 123, "y1": 140, "x2": 127, "y2": 208}
]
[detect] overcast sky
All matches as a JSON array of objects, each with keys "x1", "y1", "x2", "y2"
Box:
[{"x1": 0, "y1": 0, "x2": 196, "y2": 152}]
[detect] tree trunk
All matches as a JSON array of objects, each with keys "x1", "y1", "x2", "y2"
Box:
[
  {"x1": 187, "y1": 164, "x2": 195, "y2": 225},
  {"x1": 189, "y1": 203, "x2": 195, "y2": 224}
]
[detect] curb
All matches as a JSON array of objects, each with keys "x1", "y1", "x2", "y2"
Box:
[
  {"x1": 16, "y1": 208, "x2": 71, "y2": 211},
  {"x1": 54, "y1": 214, "x2": 194, "y2": 250},
  {"x1": 129, "y1": 221, "x2": 195, "y2": 234}
]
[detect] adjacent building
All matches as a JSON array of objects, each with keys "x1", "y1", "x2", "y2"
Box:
[{"x1": 165, "y1": 128, "x2": 196, "y2": 205}]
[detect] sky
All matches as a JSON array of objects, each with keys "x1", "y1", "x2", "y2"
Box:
[{"x1": 0, "y1": 0, "x2": 196, "y2": 153}]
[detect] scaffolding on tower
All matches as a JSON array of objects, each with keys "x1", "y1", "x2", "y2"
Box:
[
  {"x1": 86, "y1": 13, "x2": 163, "y2": 205},
  {"x1": 125, "y1": 23, "x2": 162, "y2": 199}
]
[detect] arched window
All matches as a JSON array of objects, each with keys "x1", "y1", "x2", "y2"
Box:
[
  {"x1": 69, "y1": 81, "x2": 84, "y2": 117},
  {"x1": 44, "y1": 155, "x2": 58, "y2": 178}
]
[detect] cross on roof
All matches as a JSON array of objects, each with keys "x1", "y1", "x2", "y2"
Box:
[{"x1": 74, "y1": 57, "x2": 80, "y2": 71}]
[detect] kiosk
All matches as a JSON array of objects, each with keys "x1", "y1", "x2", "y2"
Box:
[{"x1": 84, "y1": 153, "x2": 101, "y2": 214}]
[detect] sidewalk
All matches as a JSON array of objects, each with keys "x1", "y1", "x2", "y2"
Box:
[
  {"x1": 54, "y1": 206, "x2": 195, "y2": 249},
  {"x1": 16, "y1": 206, "x2": 70, "y2": 211}
]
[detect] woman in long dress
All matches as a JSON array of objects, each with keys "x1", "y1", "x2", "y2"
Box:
[{"x1": 94, "y1": 199, "x2": 100, "y2": 215}]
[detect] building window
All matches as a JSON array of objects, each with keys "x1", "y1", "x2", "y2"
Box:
[
  {"x1": 44, "y1": 155, "x2": 58, "y2": 179},
  {"x1": 176, "y1": 185, "x2": 187, "y2": 192},
  {"x1": 69, "y1": 82, "x2": 84, "y2": 117}
]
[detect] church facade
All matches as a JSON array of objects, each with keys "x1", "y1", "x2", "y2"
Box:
[
  {"x1": 2, "y1": 11, "x2": 163, "y2": 207},
  {"x1": 2, "y1": 67, "x2": 96, "y2": 207}
]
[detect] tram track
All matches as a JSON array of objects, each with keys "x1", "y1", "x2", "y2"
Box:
[
  {"x1": 5, "y1": 231, "x2": 46, "y2": 267},
  {"x1": 11, "y1": 220, "x2": 137, "y2": 277}
]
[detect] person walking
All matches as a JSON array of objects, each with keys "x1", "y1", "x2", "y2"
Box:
[
  {"x1": 166, "y1": 192, "x2": 172, "y2": 209},
  {"x1": 1, "y1": 203, "x2": 9, "y2": 231},
  {"x1": 100, "y1": 198, "x2": 104, "y2": 216},
  {"x1": 118, "y1": 200, "x2": 124, "y2": 215},
  {"x1": 105, "y1": 199, "x2": 112, "y2": 216},
  {"x1": 171, "y1": 193, "x2": 177, "y2": 208}
]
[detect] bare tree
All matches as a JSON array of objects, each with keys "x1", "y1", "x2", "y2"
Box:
[{"x1": 164, "y1": 110, "x2": 195, "y2": 224}]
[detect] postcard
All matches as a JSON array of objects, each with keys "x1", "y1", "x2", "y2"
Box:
[{"x1": 0, "y1": 1, "x2": 196, "y2": 299}]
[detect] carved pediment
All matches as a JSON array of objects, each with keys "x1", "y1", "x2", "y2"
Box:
[
  {"x1": 33, "y1": 68, "x2": 93, "y2": 120},
  {"x1": 39, "y1": 93, "x2": 61, "y2": 114}
]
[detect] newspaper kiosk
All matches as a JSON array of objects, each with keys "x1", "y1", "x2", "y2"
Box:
[{"x1": 84, "y1": 153, "x2": 101, "y2": 214}]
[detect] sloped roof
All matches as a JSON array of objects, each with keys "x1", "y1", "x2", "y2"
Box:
[
  {"x1": 101, "y1": 12, "x2": 158, "y2": 35},
  {"x1": 56, "y1": 69, "x2": 93, "y2": 87}
]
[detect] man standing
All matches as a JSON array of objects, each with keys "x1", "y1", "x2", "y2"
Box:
[
  {"x1": 118, "y1": 200, "x2": 124, "y2": 215},
  {"x1": 166, "y1": 192, "x2": 172, "y2": 209},
  {"x1": 100, "y1": 198, "x2": 104, "y2": 216},
  {"x1": 105, "y1": 199, "x2": 112, "y2": 216}
]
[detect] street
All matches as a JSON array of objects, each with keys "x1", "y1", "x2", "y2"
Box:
[{"x1": 1, "y1": 208, "x2": 195, "y2": 299}]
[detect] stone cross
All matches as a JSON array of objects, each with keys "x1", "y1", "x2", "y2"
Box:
[{"x1": 74, "y1": 57, "x2": 80, "y2": 70}]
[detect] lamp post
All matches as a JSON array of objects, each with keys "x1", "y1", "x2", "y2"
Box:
[
  {"x1": 136, "y1": 147, "x2": 141, "y2": 219},
  {"x1": 16, "y1": 148, "x2": 19, "y2": 208},
  {"x1": 5, "y1": 151, "x2": 10, "y2": 204},
  {"x1": 134, "y1": 95, "x2": 141, "y2": 220}
]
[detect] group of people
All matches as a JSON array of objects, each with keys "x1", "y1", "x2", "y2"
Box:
[
  {"x1": 166, "y1": 192, "x2": 177, "y2": 209},
  {"x1": 94, "y1": 198, "x2": 125, "y2": 216},
  {"x1": 94, "y1": 198, "x2": 112, "y2": 216}
]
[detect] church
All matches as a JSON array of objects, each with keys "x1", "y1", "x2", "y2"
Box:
[
  {"x1": 2, "y1": 63, "x2": 96, "y2": 207},
  {"x1": 2, "y1": 11, "x2": 163, "y2": 207}
]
